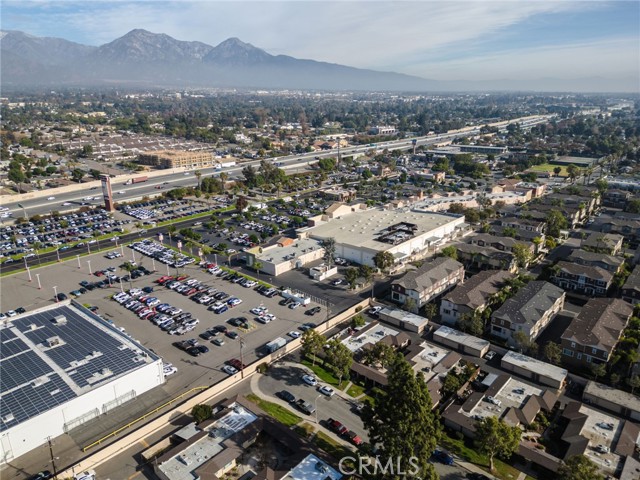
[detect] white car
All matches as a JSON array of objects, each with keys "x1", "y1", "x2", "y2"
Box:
[
  {"x1": 251, "y1": 307, "x2": 268, "y2": 315},
  {"x1": 595, "y1": 444, "x2": 610, "y2": 454},
  {"x1": 288, "y1": 331, "x2": 301, "y2": 339},
  {"x1": 5, "y1": 310, "x2": 17, "y2": 317},
  {"x1": 47, "y1": 196, "x2": 56, "y2": 200},
  {"x1": 485, "y1": 396, "x2": 502, "y2": 406},
  {"x1": 484, "y1": 351, "x2": 497, "y2": 361},
  {"x1": 317, "y1": 385, "x2": 335, "y2": 397},
  {"x1": 288, "y1": 302, "x2": 301, "y2": 309},
  {"x1": 222, "y1": 365, "x2": 238, "y2": 375},
  {"x1": 62, "y1": 202, "x2": 72, "y2": 206},
  {"x1": 118, "y1": 191, "x2": 125, "y2": 194},
  {"x1": 301, "y1": 374, "x2": 318, "y2": 386},
  {"x1": 163, "y1": 364, "x2": 177, "y2": 376}
]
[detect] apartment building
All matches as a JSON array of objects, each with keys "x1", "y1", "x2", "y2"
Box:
[
  {"x1": 455, "y1": 243, "x2": 518, "y2": 273},
  {"x1": 560, "y1": 299, "x2": 633, "y2": 369},
  {"x1": 491, "y1": 281, "x2": 565, "y2": 347},
  {"x1": 551, "y1": 261, "x2": 614, "y2": 297},
  {"x1": 567, "y1": 249, "x2": 625, "y2": 273},
  {"x1": 440, "y1": 270, "x2": 513, "y2": 326},
  {"x1": 582, "y1": 232, "x2": 624, "y2": 255},
  {"x1": 137, "y1": 149, "x2": 214, "y2": 169},
  {"x1": 391, "y1": 257, "x2": 464, "y2": 308},
  {"x1": 621, "y1": 265, "x2": 640, "y2": 305}
]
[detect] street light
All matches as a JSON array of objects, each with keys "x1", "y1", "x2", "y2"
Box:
[
  {"x1": 26, "y1": 265, "x2": 32, "y2": 282},
  {"x1": 314, "y1": 394, "x2": 322, "y2": 425},
  {"x1": 87, "y1": 260, "x2": 91, "y2": 275},
  {"x1": 35, "y1": 273, "x2": 42, "y2": 290},
  {"x1": 119, "y1": 277, "x2": 124, "y2": 293},
  {"x1": 76, "y1": 254, "x2": 81, "y2": 269},
  {"x1": 53, "y1": 285, "x2": 58, "y2": 303},
  {"x1": 55, "y1": 248, "x2": 60, "y2": 263}
]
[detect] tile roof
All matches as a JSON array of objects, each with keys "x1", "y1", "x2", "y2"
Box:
[
  {"x1": 562, "y1": 298, "x2": 633, "y2": 352},
  {"x1": 567, "y1": 249, "x2": 624, "y2": 270},
  {"x1": 492, "y1": 281, "x2": 565, "y2": 327},
  {"x1": 623, "y1": 265, "x2": 640, "y2": 291},
  {"x1": 554, "y1": 261, "x2": 614, "y2": 282}
]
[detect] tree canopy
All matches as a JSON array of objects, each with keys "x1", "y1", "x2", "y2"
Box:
[
  {"x1": 558, "y1": 455, "x2": 604, "y2": 480},
  {"x1": 475, "y1": 416, "x2": 521, "y2": 472}
]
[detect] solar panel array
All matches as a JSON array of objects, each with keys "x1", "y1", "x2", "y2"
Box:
[{"x1": 0, "y1": 305, "x2": 155, "y2": 431}]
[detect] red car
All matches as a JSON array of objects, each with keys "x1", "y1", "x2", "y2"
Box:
[
  {"x1": 176, "y1": 274, "x2": 189, "y2": 281},
  {"x1": 156, "y1": 276, "x2": 173, "y2": 284},
  {"x1": 94, "y1": 270, "x2": 104, "y2": 277},
  {"x1": 328, "y1": 418, "x2": 348, "y2": 436},
  {"x1": 227, "y1": 358, "x2": 247, "y2": 370},
  {"x1": 347, "y1": 430, "x2": 363, "y2": 446}
]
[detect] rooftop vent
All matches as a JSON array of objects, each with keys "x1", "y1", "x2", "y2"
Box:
[
  {"x1": 52, "y1": 315, "x2": 67, "y2": 326},
  {"x1": 2, "y1": 414, "x2": 15, "y2": 423},
  {"x1": 46, "y1": 336, "x2": 61, "y2": 348}
]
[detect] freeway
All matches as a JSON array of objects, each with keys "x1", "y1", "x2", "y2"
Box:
[{"x1": 1, "y1": 115, "x2": 553, "y2": 218}]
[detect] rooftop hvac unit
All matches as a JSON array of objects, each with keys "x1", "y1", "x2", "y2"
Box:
[
  {"x1": 52, "y1": 315, "x2": 67, "y2": 325},
  {"x1": 46, "y1": 336, "x2": 61, "y2": 347}
]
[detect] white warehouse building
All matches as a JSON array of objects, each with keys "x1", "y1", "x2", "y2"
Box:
[
  {"x1": 0, "y1": 302, "x2": 164, "y2": 464},
  {"x1": 300, "y1": 207, "x2": 466, "y2": 267}
]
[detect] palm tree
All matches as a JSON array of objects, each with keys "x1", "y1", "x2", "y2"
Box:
[
  {"x1": 219, "y1": 172, "x2": 229, "y2": 189},
  {"x1": 167, "y1": 225, "x2": 176, "y2": 243},
  {"x1": 194, "y1": 170, "x2": 202, "y2": 190},
  {"x1": 120, "y1": 262, "x2": 137, "y2": 290},
  {"x1": 254, "y1": 261, "x2": 263, "y2": 279},
  {"x1": 33, "y1": 241, "x2": 42, "y2": 265}
]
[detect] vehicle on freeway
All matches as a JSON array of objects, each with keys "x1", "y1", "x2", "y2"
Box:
[
  {"x1": 317, "y1": 385, "x2": 335, "y2": 397},
  {"x1": 212, "y1": 338, "x2": 225, "y2": 346},
  {"x1": 432, "y1": 450, "x2": 454, "y2": 465},
  {"x1": 288, "y1": 331, "x2": 301, "y2": 339},
  {"x1": 301, "y1": 374, "x2": 318, "y2": 386},
  {"x1": 262, "y1": 389, "x2": 289, "y2": 406},
  {"x1": 222, "y1": 365, "x2": 238, "y2": 375}
]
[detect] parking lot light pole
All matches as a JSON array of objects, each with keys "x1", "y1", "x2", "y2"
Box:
[
  {"x1": 36, "y1": 273, "x2": 41, "y2": 289},
  {"x1": 76, "y1": 255, "x2": 81, "y2": 269},
  {"x1": 53, "y1": 286, "x2": 58, "y2": 303},
  {"x1": 55, "y1": 248, "x2": 60, "y2": 263},
  {"x1": 119, "y1": 278, "x2": 124, "y2": 293},
  {"x1": 26, "y1": 265, "x2": 32, "y2": 282},
  {"x1": 151, "y1": 257, "x2": 156, "y2": 272},
  {"x1": 87, "y1": 260, "x2": 92, "y2": 275},
  {"x1": 120, "y1": 245, "x2": 125, "y2": 256}
]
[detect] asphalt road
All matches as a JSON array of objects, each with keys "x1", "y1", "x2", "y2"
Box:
[{"x1": 3, "y1": 115, "x2": 552, "y2": 218}]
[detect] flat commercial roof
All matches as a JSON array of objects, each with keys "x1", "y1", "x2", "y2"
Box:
[
  {"x1": 0, "y1": 302, "x2": 159, "y2": 432},
  {"x1": 434, "y1": 325, "x2": 490, "y2": 352},
  {"x1": 306, "y1": 208, "x2": 461, "y2": 251},
  {"x1": 254, "y1": 238, "x2": 322, "y2": 264},
  {"x1": 341, "y1": 322, "x2": 400, "y2": 353},
  {"x1": 501, "y1": 351, "x2": 568, "y2": 384},
  {"x1": 158, "y1": 402, "x2": 258, "y2": 480},
  {"x1": 283, "y1": 454, "x2": 342, "y2": 480},
  {"x1": 584, "y1": 381, "x2": 640, "y2": 413},
  {"x1": 380, "y1": 308, "x2": 429, "y2": 329}
]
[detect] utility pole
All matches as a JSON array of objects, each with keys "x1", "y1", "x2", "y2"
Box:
[{"x1": 47, "y1": 436, "x2": 58, "y2": 479}]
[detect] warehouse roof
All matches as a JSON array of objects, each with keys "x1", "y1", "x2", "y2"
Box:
[
  {"x1": 306, "y1": 208, "x2": 462, "y2": 251},
  {"x1": 0, "y1": 302, "x2": 159, "y2": 432}
]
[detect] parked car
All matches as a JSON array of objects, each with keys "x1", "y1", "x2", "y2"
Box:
[
  {"x1": 222, "y1": 365, "x2": 238, "y2": 375},
  {"x1": 277, "y1": 390, "x2": 296, "y2": 403},
  {"x1": 301, "y1": 374, "x2": 318, "y2": 386},
  {"x1": 432, "y1": 449, "x2": 454, "y2": 465},
  {"x1": 317, "y1": 385, "x2": 335, "y2": 397}
]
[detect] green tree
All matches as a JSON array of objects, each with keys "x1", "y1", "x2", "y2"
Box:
[
  {"x1": 71, "y1": 168, "x2": 85, "y2": 183},
  {"x1": 344, "y1": 267, "x2": 359, "y2": 289},
  {"x1": 235, "y1": 195, "x2": 248, "y2": 212},
  {"x1": 627, "y1": 375, "x2": 640, "y2": 394},
  {"x1": 194, "y1": 170, "x2": 202, "y2": 189},
  {"x1": 254, "y1": 261, "x2": 263, "y2": 277},
  {"x1": 440, "y1": 245, "x2": 458, "y2": 260},
  {"x1": 324, "y1": 339, "x2": 353, "y2": 385},
  {"x1": 120, "y1": 261, "x2": 137, "y2": 290},
  {"x1": 513, "y1": 331, "x2": 538, "y2": 356},
  {"x1": 321, "y1": 237, "x2": 337, "y2": 265},
  {"x1": 359, "y1": 264, "x2": 374, "y2": 284},
  {"x1": 590, "y1": 362, "x2": 607, "y2": 382},
  {"x1": 351, "y1": 313, "x2": 365, "y2": 328},
  {"x1": 558, "y1": 455, "x2": 604, "y2": 480},
  {"x1": 362, "y1": 353, "x2": 440, "y2": 480},
  {"x1": 457, "y1": 312, "x2": 483, "y2": 336},
  {"x1": 300, "y1": 329, "x2": 325, "y2": 366},
  {"x1": 512, "y1": 243, "x2": 533, "y2": 268},
  {"x1": 566, "y1": 163, "x2": 579, "y2": 183},
  {"x1": 595, "y1": 178, "x2": 608, "y2": 195},
  {"x1": 360, "y1": 342, "x2": 396, "y2": 369},
  {"x1": 167, "y1": 224, "x2": 176, "y2": 242},
  {"x1": 546, "y1": 209, "x2": 568, "y2": 237},
  {"x1": 423, "y1": 303, "x2": 438, "y2": 321},
  {"x1": 553, "y1": 166, "x2": 562, "y2": 177},
  {"x1": 403, "y1": 297, "x2": 418, "y2": 314},
  {"x1": 373, "y1": 251, "x2": 395, "y2": 272},
  {"x1": 191, "y1": 404, "x2": 213, "y2": 423},
  {"x1": 543, "y1": 341, "x2": 562, "y2": 365},
  {"x1": 8, "y1": 167, "x2": 25, "y2": 193},
  {"x1": 475, "y1": 416, "x2": 521, "y2": 472},
  {"x1": 442, "y1": 372, "x2": 462, "y2": 397}
]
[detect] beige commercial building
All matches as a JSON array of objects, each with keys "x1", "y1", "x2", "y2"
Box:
[{"x1": 137, "y1": 150, "x2": 214, "y2": 169}]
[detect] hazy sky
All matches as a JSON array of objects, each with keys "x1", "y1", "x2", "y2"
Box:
[{"x1": 2, "y1": 0, "x2": 639, "y2": 85}]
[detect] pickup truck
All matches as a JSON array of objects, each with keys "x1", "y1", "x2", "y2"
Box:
[{"x1": 295, "y1": 399, "x2": 315, "y2": 415}]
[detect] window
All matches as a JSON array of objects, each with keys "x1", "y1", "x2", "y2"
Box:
[
  {"x1": 586, "y1": 356, "x2": 592, "y2": 363},
  {"x1": 571, "y1": 342, "x2": 576, "y2": 348},
  {"x1": 577, "y1": 353, "x2": 582, "y2": 360},
  {"x1": 562, "y1": 348, "x2": 574, "y2": 357},
  {"x1": 443, "y1": 309, "x2": 451, "y2": 315},
  {"x1": 591, "y1": 347, "x2": 597, "y2": 355}
]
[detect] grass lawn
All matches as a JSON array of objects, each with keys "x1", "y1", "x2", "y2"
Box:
[
  {"x1": 314, "y1": 431, "x2": 354, "y2": 460},
  {"x1": 528, "y1": 163, "x2": 567, "y2": 177},
  {"x1": 440, "y1": 433, "x2": 523, "y2": 480},
  {"x1": 301, "y1": 358, "x2": 347, "y2": 388},
  {"x1": 246, "y1": 394, "x2": 301, "y2": 427},
  {"x1": 346, "y1": 383, "x2": 366, "y2": 398}
]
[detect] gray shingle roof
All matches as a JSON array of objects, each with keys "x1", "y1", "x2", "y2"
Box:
[
  {"x1": 393, "y1": 256, "x2": 463, "y2": 292},
  {"x1": 492, "y1": 281, "x2": 564, "y2": 327},
  {"x1": 444, "y1": 270, "x2": 513, "y2": 309}
]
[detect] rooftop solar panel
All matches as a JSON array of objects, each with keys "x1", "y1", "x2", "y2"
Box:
[{"x1": 0, "y1": 303, "x2": 159, "y2": 432}]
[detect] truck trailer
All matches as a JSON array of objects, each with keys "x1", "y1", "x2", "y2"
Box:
[
  {"x1": 265, "y1": 337, "x2": 287, "y2": 353},
  {"x1": 124, "y1": 176, "x2": 149, "y2": 185}
]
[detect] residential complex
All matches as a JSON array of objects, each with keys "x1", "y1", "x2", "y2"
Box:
[{"x1": 137, "y1": 149, "x2": 215, "y2": 169}]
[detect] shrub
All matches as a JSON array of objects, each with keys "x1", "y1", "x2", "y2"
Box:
[
  {"x1": 191, "y1": 404, "x2": 213, "y2": 423},
  {"x1": 256, "y1": 363, "x2": 268, "y2": 374}
]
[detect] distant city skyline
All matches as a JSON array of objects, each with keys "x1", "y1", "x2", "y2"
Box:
[{"x1": 2, "y1": 0, "x2": 639, "y2": 91}]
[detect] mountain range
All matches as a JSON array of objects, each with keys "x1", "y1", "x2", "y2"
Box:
[
  {"x1": 1, "y1": 29, "x2": 636, "y2": 92},
  {"x1": 0, "y1": 29, "x2": 437, "y2": 91}
]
